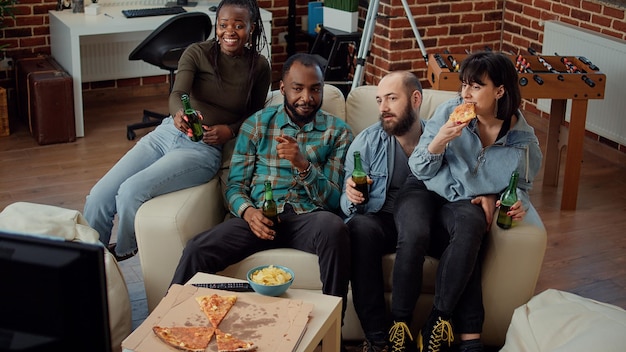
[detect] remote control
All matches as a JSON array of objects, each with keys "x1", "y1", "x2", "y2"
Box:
[{"x1": 192, "y1": 282, "x2": 254, "y2": 292}]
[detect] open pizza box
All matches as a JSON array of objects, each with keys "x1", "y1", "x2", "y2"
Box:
[{"x1": 122, "y1": 284, "x2": 313, "y2": 352}]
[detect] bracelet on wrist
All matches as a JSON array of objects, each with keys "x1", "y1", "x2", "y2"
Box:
[{"x1": 298, "y1": 162, "x2": 312, "y2": 177}]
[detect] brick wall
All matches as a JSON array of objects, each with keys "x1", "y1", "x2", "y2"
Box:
[
  {"x1": 1, "y1": 0, "x2": 624, "y2": 85},
  {"x1": 357, "y1": 0, "x2": 625, "y2": 152},
  {"x1": 1, "y1": 0, "x2": 624, "y2": 149},
  {"x1": 358, "y1": 0, "x2": 625, "y2": 84},
  {"x1": 0, "y1": 0, "x2": 55, "y2": 79},
  {"x1": 358, "y1": 0, "x2": 505, "y2": 86}
]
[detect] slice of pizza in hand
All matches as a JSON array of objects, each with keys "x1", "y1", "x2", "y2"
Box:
[
  {"x1": 450, "y1": 102, "x2": 477, "y2": 123},
  {"x1": 195, "y1": 294, "x2": 237, "y2": 328},
  {"x1": 152, "y1": 326, "x2": 215, "y2": 352},
  {"x1": 215, "y1": 329, "x2": 258, "y2": 352}
]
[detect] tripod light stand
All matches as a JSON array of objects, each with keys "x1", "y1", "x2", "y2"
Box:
[{"x1": 352, "y1": 0, "x2": 429, "y2": 90}]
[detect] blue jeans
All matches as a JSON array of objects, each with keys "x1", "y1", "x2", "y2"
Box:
[
  {"x1": 83, "y1": 117, "x2": 221, "y2": 256},
  {"x1": 392, "y1": 175, "x2": 486, "y2": 334}
]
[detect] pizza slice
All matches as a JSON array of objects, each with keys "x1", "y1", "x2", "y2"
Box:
[
  {"x1": 215, "y1": 329, "x2": 258, "y2": 352},
  {"x1": 450, "y1": 102, "x2": 477, "y2": 123},
  {"x1": 152, "y1": 325, "x2": 215, "y2": 352},
  {"x1": 195, "y1": 294, "x2": 237, "y2": 328}
]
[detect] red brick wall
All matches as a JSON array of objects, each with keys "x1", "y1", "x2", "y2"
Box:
[
  {"x1": 358, "y1": 0, "x2": 625, "y2": 85},
  {"x1": 359, "y1": 0, "x2": 505, "y2": 86},
  {"x1": 0, "y1": 0, "x2": 55, "y2": 80},
  {"x1": 357, "y1": 0, "x2": 625, "y2": 151},
  {"x1": 1, "y1": 0, "x2": 624, "y2": 120}
]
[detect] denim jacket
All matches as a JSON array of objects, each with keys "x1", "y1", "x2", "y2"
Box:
[
  {"x1": 340, "y1": 120, "x2": 426, "y2": 220},
  {"x1": 409, "y1": 97, "x2": 543, "y2": 209}
]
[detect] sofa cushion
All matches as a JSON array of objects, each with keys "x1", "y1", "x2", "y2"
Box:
[
  {"x1": 265, "y1": 84, "x2": 346, "y2": 120},
  {"x1": 217, "y1": 248, "x2": 440, "y2": 293}
]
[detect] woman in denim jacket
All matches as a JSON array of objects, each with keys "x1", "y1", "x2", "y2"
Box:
[{"x1": 390, "y1": 52, "x2": 542, "y2": 352}]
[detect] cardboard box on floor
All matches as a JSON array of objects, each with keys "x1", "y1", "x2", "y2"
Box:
[{"x1": 123, "y1": 284, "x2": 313, "y2": 352}]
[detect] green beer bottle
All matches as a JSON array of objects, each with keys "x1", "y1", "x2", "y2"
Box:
[
  {"x1": 262, "y1": 181, "x2": 278, "y2": 229},
  {"x1": 352, "y1": 151, "x2": 369, "y2": 204},
  {"x1": 497, "y1": 171, "x2": 519, "y2": 229},
  {"x1": 180, "y1": 94, "x2": 204, "y2": 142}
]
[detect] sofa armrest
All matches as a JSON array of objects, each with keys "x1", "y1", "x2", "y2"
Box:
[
  {"x1": 480, "y1": 205, "x2": 547, "y2": 346},
  {"x1": 135, "y1": 177, "x2": 227, "y2": 311}
]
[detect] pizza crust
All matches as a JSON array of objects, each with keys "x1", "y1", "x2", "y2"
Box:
[
  {"x1": 215, "y1": 329, "x2": 258, "y2": 352},
  {"x1": 450, "y1": 102, "x2": 477, "y2": 123},
  {"x1": 152, "y1": 326, "x2": 215, "y2": 352}
]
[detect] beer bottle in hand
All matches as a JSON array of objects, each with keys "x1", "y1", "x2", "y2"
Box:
[
  {"x1": 497, "y1": 171, "x2": 519, "y2": 229},
  {"x1": 352, "y1": 151, "x2": 369, "y2": 204},
  {"x1": 262, "y1": 181, "x2": 278, "y2": 229},
  {"x1": 180, "y1": 94, "x2": 204, "y2": 142}
]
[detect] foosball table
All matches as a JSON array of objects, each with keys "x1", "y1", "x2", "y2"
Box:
[{"x1": 426, "y1": 52, "x2": 607, "y2": 210}]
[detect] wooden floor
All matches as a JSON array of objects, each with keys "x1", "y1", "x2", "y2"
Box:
[{"x1": 1, "y1": 93, "x2": 625, "y2": 341}]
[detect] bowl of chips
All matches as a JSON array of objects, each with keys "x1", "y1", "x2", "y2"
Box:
[{"x1": 247, "y1": 264, "x2": 295, "y2": 297}]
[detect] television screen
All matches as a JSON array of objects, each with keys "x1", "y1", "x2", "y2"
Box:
[{"x1": 0, "y1": 231, "x2": 112, "y2": 352}]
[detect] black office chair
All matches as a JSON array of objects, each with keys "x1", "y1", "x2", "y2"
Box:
[{"x1": 126, "y1": 12, "x2": 212, "y2": 140}]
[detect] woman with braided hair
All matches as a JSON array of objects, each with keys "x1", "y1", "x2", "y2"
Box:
[{"x1": 84, "y1": 0, "x2": 271, "y2": 262}]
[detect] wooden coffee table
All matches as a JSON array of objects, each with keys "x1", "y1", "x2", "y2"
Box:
[{"x1": 186, "y1": 272, "x2": 341, "y2": 352}]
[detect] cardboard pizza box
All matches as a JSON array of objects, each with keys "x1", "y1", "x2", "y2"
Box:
[{"x1": 122, "y1": 284, "x2": 312, "y2": 352}]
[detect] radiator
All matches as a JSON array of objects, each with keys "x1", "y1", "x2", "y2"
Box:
[
  {"x1": 81, "y1": 0, "x2": 181, "y2": 82},
  {"x1": 80, "y1": 31, "x2": 167, "y2": 82},
  {"x1": 538, "y1": 20, "x2": 626, "y2": 146}
]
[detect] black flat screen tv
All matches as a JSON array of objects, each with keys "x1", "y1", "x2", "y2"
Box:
[{"x1": 0, "y1": 230, "x2": 112, "y2": 352}]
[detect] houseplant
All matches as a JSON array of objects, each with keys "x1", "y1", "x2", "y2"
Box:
[
  {"x1": 323, "y1": 0, "x2": 359, "y2": 33},
  {"x1": 0, "y1": 0, "x2": 15, "y2": 136},
  {"x1": 0, "y1": 0, "x2": 17, "y2": 51}
]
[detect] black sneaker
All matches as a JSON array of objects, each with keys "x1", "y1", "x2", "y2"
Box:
[
  {"x1": 388, "y1": 321, "x2": 416, "y2": 352},
  {"x1": 458, "y1": 338, "x2": 483, "y2": 352},
  {"x1": 418, "y1": 314, "x2": 454, "y2": 352},
  {"x1": 358, "y1": 340, "x2": 389, "y2": 352},
  {"x1": 107, "y1": 243, "x2": 138, "y2": 262}
]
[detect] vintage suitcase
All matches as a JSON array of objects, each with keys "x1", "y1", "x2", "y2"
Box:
[
  {"x1": 15, "y1": 56, "x2": 75, "y2": 145},
  {"x1": 16, "y1": 56, "x2": 64, "y2": 121},
  {"x1": 27, "y1": 71, "x2": 75, "y2": 145}
]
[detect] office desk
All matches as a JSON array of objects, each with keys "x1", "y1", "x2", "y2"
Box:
[{"x1": 49, "y1": 3, "x2": 272, "y2": 137}]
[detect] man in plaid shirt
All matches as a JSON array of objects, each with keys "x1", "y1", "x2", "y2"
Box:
[{"x1": 171, "y1": 53, "x2": 354, "y2": 317}]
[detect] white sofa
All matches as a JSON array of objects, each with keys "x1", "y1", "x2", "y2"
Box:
[
  {"x1": 0, "y1": 202, "x2": 132, "y2": 352},
  {"x1": 134, "y1": 85, "x2": 548, "y2": 347}
]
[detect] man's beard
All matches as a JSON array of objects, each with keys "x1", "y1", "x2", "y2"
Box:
[
  {"x1": 380, "y1": 104, "x2": 417, "y2": 136},
  {"x1": 284, "y1": 98, "x2": 322, "y2": 125}
]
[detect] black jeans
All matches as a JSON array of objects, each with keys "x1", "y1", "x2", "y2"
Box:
[
  {"x1": 171, "y1": 205, "x2": 351, "y2": 318},
  {"x1": 392, "y1": 175, "x2": 486, "y2": 334},
  {"x1": 348, "y1": 211, "x2": 398, "y2": 342}
]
